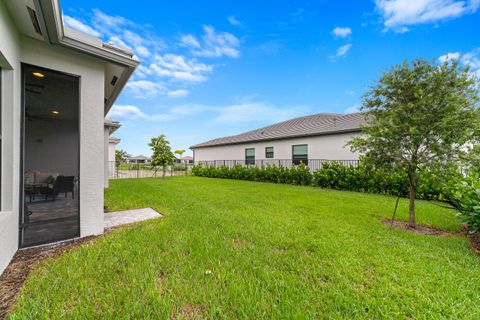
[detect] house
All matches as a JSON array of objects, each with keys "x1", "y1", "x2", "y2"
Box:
[
  {"x1": 180, "y1": 156, "x2": 194, "y2": 164},
  {"x1": 0, "y1": 0, "x2": 139, "y2": 274},
  {"x1": 190, "y1": 112, "x2": 365, "y2": 168},
  {"x1": 174, "y1": 156, "x2": 193, "y2": 164},
  {"x1": 109, "y1": 137, "x2": 121, "y2": 162},
  {"x1": 104, "y1": 119, "x2": 121, "y2": 187},
  {"x1": 128, "y1": 155, "x2": 152, "y2": 164}
]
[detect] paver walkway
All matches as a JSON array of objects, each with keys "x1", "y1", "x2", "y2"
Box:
[{"x1": 104, "y1": 208, "x2": 162, "y2": 229}]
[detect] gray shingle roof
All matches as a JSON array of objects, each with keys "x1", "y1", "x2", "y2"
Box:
[{"x1": 191, "y1": 112, "x2": 366, "y2": 149}]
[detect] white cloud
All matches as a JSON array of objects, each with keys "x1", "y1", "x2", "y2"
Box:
[
  {"x1": 134, "y1": 65, "x2": 153, "y2": 78},
  {"x1": 135, "y1": 46, "x2": 150, "y2": 57},
  {"x1": 88, "y1": 9, "x2": 165, "y2": 60},
  {"x1": 63, "y1": 15, "x2": 101, "y2": 37},
  {"x1": 108, "y1": 104, "x2": 147, "y2": 119},
  {"x1": 335, "y1": 44, "x2": 352, "y2": 57},
  {"x1": 332, "y1": 27, "x2": 352, "y2": 38},
  {"x1": 109, "y1": 102, "x2": 308, "y2": 126},
  {"x1": 462, "y1": 48, "x2": 480, "y2": 70},
  {"x1": 181, "y1": 25, "x2": 240, "y2": 58},
  {"x1": 211, "y1": 102, "x2": 308, "y2": 125},
  {"x1": 167, "y1": 89, "x2": 190, "y2": 97},
  {"x1": 149, "y1": 54, "x2": 213, "y2": 82},
  {"x1": 92, "y1": 9, "x2": 131, "y2": 33},
  {"x1": 344, "y1": 104, "x2": 360, "y2": 114},
  {"x1": 66, "y1": 9, "x2": 239, "y2": 98},
  {"x1": 168, "y1": 105, "x2": 208, "y2": 116},
  {"x1": 228, "y1": 16, "x2": 242, "y2": 26},
  {"x1": 439, "y1": 52, "x2": 461, "y2": 62},
  {"x1": 438, "y1": 47, "x2": 480, "y2": 77},
  {"x1": 180, "y1": 34, "x2": 201, "y2": 48},
  {"x1": 108, "y1": 104, "x2": 175, "y2": 122},
  {"x1": 125, "y1": 80, "x2": 165, "y2": 98},
  {"x1": 375, "y1": 0, "x2": 480, "y2": 32}
]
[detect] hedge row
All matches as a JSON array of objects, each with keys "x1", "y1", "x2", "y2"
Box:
[{"x1": 192, "y1": 161, "x2": 456, "y2": 200}]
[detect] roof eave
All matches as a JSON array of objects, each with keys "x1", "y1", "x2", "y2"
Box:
[
  {"x1": 190, "y1": 128, "x2": 362, "y2": 149},
  {"x1": 38, "y1": 0, "x2": 139, "y2": 112}
]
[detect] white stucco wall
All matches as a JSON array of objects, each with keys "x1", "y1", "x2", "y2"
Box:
[
  {"x1": 22, "y1": 37, "x2": 106, "y2": 238},
  {"x1": 0, "y1": 3, "x2": 107, "y2": 274},
  {"x1": 0, "y1": 0, "x2": 22, "y2": 275},
  {"x1": 108, "y1": 141, "x2": 117, "y2": 162},
  {"x1": 193, "y1": 132, "x2": 361, "y2": 162},
  {"x1": 104, "y1": 128, "x2": 110, "y2": 188}
]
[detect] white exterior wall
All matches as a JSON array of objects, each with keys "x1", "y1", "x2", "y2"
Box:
[
  {"x1": 0, "y1": 3, "x2": 106, "y2": 273},
  {"x1": 108, "y1": 140, "x2": 117, "y2": 162},
  {"x1": 194, "y1": 132, "x2": 361, "y2": 162},
  {"x1": 0, "y1": 0, "x2": 22, "y2": 275},
  {"x1": 104, "y1": 128, "x2": 110, "y2": 188},
  {"x1": 21, "y1": 38, "x2": 106, "y2": 238}
]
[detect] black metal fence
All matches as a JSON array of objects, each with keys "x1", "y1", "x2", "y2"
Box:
[
  {"x1": 108, "y1": 161, "x2": 193, "y2": 179},
  {"x1": 194, "y1": 159, "x2": 360, "y2": 171}
]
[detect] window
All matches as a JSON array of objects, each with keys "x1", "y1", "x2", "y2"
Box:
[
  {"x1": 292, "y1": 144, "x2": 308, "y2": 165},
  {"x1": 245, "y1": 148, "x2": 255, "y2": 165},
  {"x1": 265, "y1": 147, "x2": 274, "y2": 158}
]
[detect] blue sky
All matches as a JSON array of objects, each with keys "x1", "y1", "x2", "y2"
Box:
[{"x1": 61, "y1": 0, "x2": 480, "y2": 157}]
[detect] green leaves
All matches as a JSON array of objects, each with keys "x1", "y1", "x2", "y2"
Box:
[
  {"x1": 350, "y1": 58, "x2": 480, "y2": 223},
  {"x1": 192, "y1": 161, "x2": 458, "y2": 201},
  {"x1": 351, "y1": 58, "x2": 480, "y2": 169},
  {"x1": 149, "y1": 134, "x2": 175, "y2": 170},
  {"x1": 192, "y1": 163, "x2": 313, "y2": 186},
  {"x1": 115, "y1": 149, "x2": 130, "y2": 163},
  {"x1": 452, "y1": 174, "x2": 480, "y2": 232}
]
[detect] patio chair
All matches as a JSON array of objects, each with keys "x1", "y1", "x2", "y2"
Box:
[{"x1": 40, "y1": 176, "x2": 75, "y2": 200}]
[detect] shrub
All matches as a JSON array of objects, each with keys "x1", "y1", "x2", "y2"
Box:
[
  {"x1": 193, "y1": 160, "x2": 461, "y2": 201},
  {"x1": 452, "y1": 174, "x2": 480, "y2": 232}
]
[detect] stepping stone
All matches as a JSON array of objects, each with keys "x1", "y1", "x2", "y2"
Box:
[{"x1": 104, "y1": 208, "x2": 162, "y2": 229}]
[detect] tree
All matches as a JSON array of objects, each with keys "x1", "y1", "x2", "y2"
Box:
[
  {"x1": 350, "y1": 58, "x2": 480, "y2": 228},
  {"x1": 115, "y1": 149, "x2": 130, "y2": 164},
  {"x1": 149, "y1": 135, "x2": 175, "y2": 178},
  {"x1": 175, "y1": 149, "x2": 186, "y2": 159}
]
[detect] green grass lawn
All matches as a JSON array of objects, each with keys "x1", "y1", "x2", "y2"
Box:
[{"x1": 9, "y1": 177, "x2": 480, "y2": 319}]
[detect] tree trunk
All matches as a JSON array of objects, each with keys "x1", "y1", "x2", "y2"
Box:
[
  {"x1": 408, "y1": 169, "x2": 416, "y2": 228},
  {"x1": 162, "y1": 166, "x2": 166, "y2": 178}
]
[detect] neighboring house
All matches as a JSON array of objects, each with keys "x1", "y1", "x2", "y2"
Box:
[
  {"x1": 128, "y1": 155, "x2": 152, "y2": 164},
  {"x1": 104, "y1": 119, "x2": 121, "y2": 188},
  {"x1": 191, "y1": 113, "x2": 365, "y2": 166},
  {"x1": 0, "y1": 0, "x2": 138, "y2": 274},
  {"x1": 109, "y1": 137, "x2": 121, "y2": 162},
  {"x1": 180, "y1": 156, "x2": 194, "y2": 164}
]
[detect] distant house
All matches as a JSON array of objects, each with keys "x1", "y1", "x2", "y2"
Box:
[
  {"x1": 104, "y1": 119, "x2": 121, "y2": 188},
  {"x1": 178, "y1": 156, "x2": 193, "y2": 164},
  {"x1": 128, "y1": 155, "x2": 152, "y2": 164},
  {"x1": 108, "y1": 137, "x2": 121, "y2": 162},
  {"x1": 190, "y1": 113, "x2": 365, "y2": 167}
]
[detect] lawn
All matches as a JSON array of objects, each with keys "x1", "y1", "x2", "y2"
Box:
[{"x1": 9, "y1": 177, "x2": 480, "y2": 319}]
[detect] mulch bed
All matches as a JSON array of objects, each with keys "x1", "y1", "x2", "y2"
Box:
[
  {"x1": 382, "y1": 220, "x2": 453, "y2": 236},
  {"x1": 0, "y1": 236, "x2": 98, "y2": 319},
  {"x1": 383, "y1": 219, "x2": 480, "y2": 254},
  {"x1": 468, "y1": 232, "x2": 480, "y2": 255}
]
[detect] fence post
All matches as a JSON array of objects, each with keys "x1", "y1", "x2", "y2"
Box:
[{"x1": 136, "y1": 163, "x2": 139, "y2": 178}]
